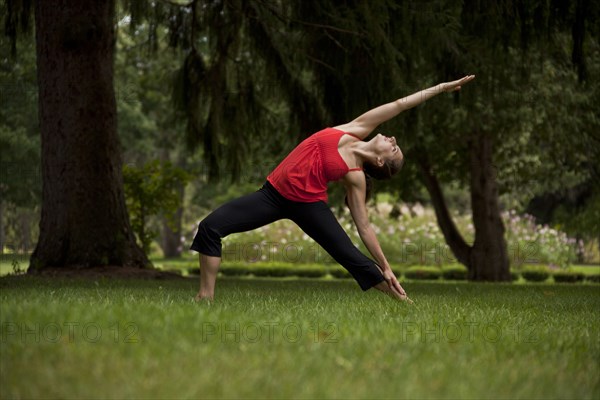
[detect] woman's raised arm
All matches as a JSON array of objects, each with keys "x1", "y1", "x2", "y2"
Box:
[{"x1": 334, "y1": 75, "x2": 475, "y2": 139}]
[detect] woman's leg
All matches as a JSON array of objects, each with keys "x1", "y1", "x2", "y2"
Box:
[
  {"x1": 197, "y1": 254, "x2": 221, "y2": 300},
  {"x1": 191, "y1": 184, "x2": 285, "y2": 300},
  {"x1": 288, "y1": 202, "x2": 386, "y2": 291}
]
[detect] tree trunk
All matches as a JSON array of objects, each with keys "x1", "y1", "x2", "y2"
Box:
[
  {"x1": 468, "y1": 134, "x2": 510, "y2": 281},
  {"x1": 417, "y1": 133, "x2": 510, "y2": 281},
  {"x1": 29, "y1": 0, "x2": 149, "y2": 271},
  {"x1": 417, "y1": 156, "x2": 471, "y2": 266}
]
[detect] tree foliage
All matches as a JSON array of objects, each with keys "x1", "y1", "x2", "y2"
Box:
[
  {"x1": 3, "y1": 0, "x2": 598, "y2": 261},
  {"x1": 123, "y1": 159, "x2": 191, "y2": 254}
]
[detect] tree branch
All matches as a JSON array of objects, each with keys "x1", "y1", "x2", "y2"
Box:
[
  {"x1": 254, "y1": 0, "x2": 362, "y2": 36},
  {"x1": 157, "y1": 0, "x2": 194, "y2": 7}
]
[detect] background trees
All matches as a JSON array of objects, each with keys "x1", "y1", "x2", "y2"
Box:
[
  {"x1": 0, "y1": 32, "x2": 40, "y2": 258},
  {"x1": 2, "y1": 0, "x2": 598, "y2": 275}
]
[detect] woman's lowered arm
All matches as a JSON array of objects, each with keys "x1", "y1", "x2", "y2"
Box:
[{"x1": 343, "y1": 172, "x2": 408, "y2": 300}]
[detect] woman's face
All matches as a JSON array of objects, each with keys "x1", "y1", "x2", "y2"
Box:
[{"x1": 372, "y1": 133, "x2": 403, "y2": 163}]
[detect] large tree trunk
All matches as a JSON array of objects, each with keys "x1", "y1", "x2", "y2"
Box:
[
  {"x1": 29, "y1": 0, "x2": 149, "y2": 271},
  {"x1": 468, "y1": 134, "x2": 510, "y2": 281},
  {"x1": 417, "y1": 133, "x2": 510, "y2": 281}
]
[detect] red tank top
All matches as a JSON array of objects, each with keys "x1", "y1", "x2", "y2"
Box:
[{"x1": 267, "y1": 127, "x2": 362, "y2": 203}]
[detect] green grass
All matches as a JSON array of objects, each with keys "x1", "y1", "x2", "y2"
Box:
[
  {"x1": 1, "y1": 276, "x2": 599, "y2": 399},
  {"x1": 571, "y1": 264, "x2": 600, "y2": 275}
]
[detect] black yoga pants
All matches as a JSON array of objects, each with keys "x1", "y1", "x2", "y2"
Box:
[{"x1": 190, "y1": 181, "x2": 386, "y2": 291}]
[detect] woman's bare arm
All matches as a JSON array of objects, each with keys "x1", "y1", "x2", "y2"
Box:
[
  {"x1": 343, "y1": 172, "x2": 408, "y2": 298},
  {"x1": 334, "y1": 75, "x2": 475, "y2": 139},
  {"x1": 344, "y1": 173, "x2": 389, "y2": 268}
]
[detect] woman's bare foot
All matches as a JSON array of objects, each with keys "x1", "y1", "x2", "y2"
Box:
[
  {"x1": 194, "y1": 292, "x2": 214, "y2": 302},
  {"x1": 374, "y1": 281, "x2": 414, "y2": 304}
]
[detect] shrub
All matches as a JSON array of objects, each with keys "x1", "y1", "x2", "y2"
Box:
[
  {"x1": 330, "y1": 268, "x2": 352, "y2": 279},
  {"x1": 163, "y1": 268, "x2": 182, "y2": 276},
  {"x1": 441, "y1": 266, "x2": 468, "y2": 280},
  {"x1": 188, "y1": 267, "x2": 200, "y2": 276},
  {"x1": 243, "y1": 265, "x2": 296, "y2": 277},
  {"x1": 552, "y1": 270, "x2": 585, "y2": 283},
  {"x1": 295, "y1": 266, "x2": 327, "y2": 278},
  {"x1": 404, "y1": 266, "x2": 441, "y2": 280},
  {"x1": 391, "y1": 268, "x2": 403, "y2": 278},
  {"x1": 510, "y1": 270, "x2": 520, "y2": 282},
  {"x1": 249, "y1": 265, "x2": 274, "y2": 277},
  {"x1": 192, "y1": 207, "x2": 583, "y2": 267},
  {"x1": 521, "y1": 266, "x2": 550, "y2": 282},
  {"x1": 220, "y1": 265, "x2": 251, "y2": 276},
  {"x1": 503, "y1": 211, "x2": 579, "y2": 267},
  {"x1": 123, "y1": 160, "x2": 191, "y2": 254},
  {"x1": 585, "y1": 273, "x2": 600, "y2": 283},
  {"x1": 265, "y1": 266, "x2": 295, "y2": 277},
  {"x1": 219, "y1": 262, "x2": 329, "y2": 278}
]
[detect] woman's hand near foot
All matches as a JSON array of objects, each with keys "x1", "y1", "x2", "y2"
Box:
[
  {"x1": 376, "y1": 270, "x2": 413, "y2": 304},
  {"x1": 382, "y1": 269, "x2": 407, "y2": 296}
]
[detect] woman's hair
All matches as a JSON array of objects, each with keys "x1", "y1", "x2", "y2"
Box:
[
  {"x1": 363, "y1": 157, "x2": 404, "y2": 181},
  {"x1": 345, "y1": 157, "x2": 405, "y2": 206}
]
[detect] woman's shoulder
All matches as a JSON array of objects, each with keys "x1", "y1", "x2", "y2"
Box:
[
  {"x1": 313, "y1": 127, "x2": 343, "y2": 136},
  {"x1": 313, "y1": 127, "x2": 362, "y2": 142},
  {"x1": 342, "y1": 167, "x2": 365, "y2": 183}
]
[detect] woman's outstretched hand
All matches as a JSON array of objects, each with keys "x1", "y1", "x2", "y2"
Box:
[
  {"x1": 383, "y1": 269, "x2": 405, "y2": 295},
  {"x1": 381, "y1": 269, "x2": 413, "y2": 303},
  {"x1": 441, "y1": 75, "x2": 476, "y2": 92}
]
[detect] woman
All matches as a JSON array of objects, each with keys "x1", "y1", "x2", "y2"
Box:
[{"x1": 191, "y1": 75, "x2": 475, "y2": 302}]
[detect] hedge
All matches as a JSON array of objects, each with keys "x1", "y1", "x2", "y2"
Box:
[
  {"x1": 585, "y1": 273, "x2": 600, "y2": 283},
  {"x1": 441, "y1": 266, "x2": 468, "y2": 280},
  {"x1": 552, "y1": 270, "x2": 585, "y2": 283},
  {"x1": 521, "y1": 266, "x2": 550, "y2": 282},
  {"x1": 510, "y1": 270, "x2": 520, "y2": 281},
  {"x1": 224, "y1": 263, "x2": 330, "y2": 278},
  {"x1": 295, "y1": 267, "x2": 327, "y2": 278},
  {"x1": 250, "y1": 265, "x2": 291, "y2": 277},
  {"x1": 219, "y1": 265, "x2": 252, "y2": 276},
  {"x1": 404, "y1": 266, "x2": 442, "y2": 280},
  {"x1": 163, "y1": 268, "x2": 182, "y2": 276},
  {"x1": 187, "y1": 262, "x2": 599, "y2": 285},
  {"x1": 329, "y1": 268, "x2": 352, "y2": 278},
  {"x1": 391, "y1": 268, "x2": 404, "y2": 278}
]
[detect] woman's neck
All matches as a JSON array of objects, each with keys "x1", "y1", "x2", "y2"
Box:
[{"x1": 349, "y1": 140, "x2": 377, "y2": 165}]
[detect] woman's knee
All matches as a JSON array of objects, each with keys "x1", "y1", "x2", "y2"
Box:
[
  {"x1": 192, "y1": 218, "x2": 223, "y2": 257},
  {"x1": 198, "y1": 218, "x2": 218, "y2": 237}
]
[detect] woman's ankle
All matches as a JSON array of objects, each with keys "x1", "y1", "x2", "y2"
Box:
[{"x1": 195, "y1": 291, "x2": 214, "y2": 301}]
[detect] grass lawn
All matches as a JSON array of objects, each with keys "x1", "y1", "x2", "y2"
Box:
[{"x1": 1, "y1": 275, "x2": 599, "y2": 399}]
